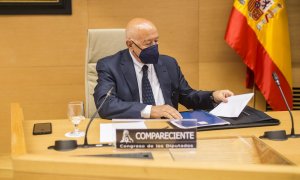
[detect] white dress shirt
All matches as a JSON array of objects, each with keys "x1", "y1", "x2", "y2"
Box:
[{"x1": 129, "y1": 50, "x2": 165, "y2": 118}]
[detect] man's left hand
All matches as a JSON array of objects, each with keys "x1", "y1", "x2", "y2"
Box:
[{"x1": 212, "y1": 90, "x2": 234, "y2": 103}]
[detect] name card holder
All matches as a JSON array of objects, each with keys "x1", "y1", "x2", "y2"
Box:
[{"x1": 113, "y1": 119, "x2": 197, "y2": 149}]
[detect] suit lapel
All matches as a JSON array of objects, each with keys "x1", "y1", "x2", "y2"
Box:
[
  {"x1": 120, "y1": 50, "x2": 140, "y2": 102},
  {"x1": 154, "y1": 60, "x2": 172, "y2": 106}
]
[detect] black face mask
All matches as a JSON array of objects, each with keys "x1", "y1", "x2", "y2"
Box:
[{"x1": 132, "y1": 41, "x2": 159, "y2": 64}]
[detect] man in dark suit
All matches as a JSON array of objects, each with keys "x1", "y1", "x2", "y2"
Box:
[{"x1": 94, "y1": 18, "x2": 233, "y2": 119}]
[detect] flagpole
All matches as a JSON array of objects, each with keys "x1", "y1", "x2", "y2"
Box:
[{"x1": 252, "y1": 79, "x2": 256, "y2": 109}]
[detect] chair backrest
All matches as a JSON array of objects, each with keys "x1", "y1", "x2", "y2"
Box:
[{"x1": 85, "y1": 29, "x2": 126, "y2": 117}]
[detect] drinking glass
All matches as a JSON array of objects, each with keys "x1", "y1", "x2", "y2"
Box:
[{"x1": 65, "y1": 101, "x2": 85, "y2": 138}]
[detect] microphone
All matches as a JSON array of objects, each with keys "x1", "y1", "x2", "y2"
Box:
[
  {"x1": 82, "y1": 87, "x2": 114, "y2": 147},
  {"x1": 48, "y1": 87, "x2": 114, "y2": 151},
  {"x1": 272, "y1": 72, "x2": 280, "y2": 86},
  {"x1": 260, "y1": 72, "x2": 300, "y2": 140}
]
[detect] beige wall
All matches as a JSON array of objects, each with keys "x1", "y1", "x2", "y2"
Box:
[
  {"x1": 0, "y1": 0, "x2": 299, "y2": 154},
  {"x1": 0, "y1": 0, "x2": 88, "y2": 154}
]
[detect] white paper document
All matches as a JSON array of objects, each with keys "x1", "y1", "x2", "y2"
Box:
[
  {"x1": 100, "y1": 121, "x2": 147, "y2": 143},
  {"x1": 209, "y1": 93, "x2": 254, "y2": 118}
]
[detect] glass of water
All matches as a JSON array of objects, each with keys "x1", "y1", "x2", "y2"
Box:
[{"x1": 65, "y1": 101, "x2": 85, "y2": 138}]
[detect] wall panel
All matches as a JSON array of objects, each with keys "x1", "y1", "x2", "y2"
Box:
[
  {"x1": 0, "y1": 0, "x2": 88, "y2": 154},
  {"x1": 198, "y1": 0, "x2": 248, "y2": 96},
  {"x1": 288, "y1": 0, "x2": 300, "y2": 65}
]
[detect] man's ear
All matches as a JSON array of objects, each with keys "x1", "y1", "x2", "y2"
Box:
[{"x1": 126, "y1": 40, "x2": 133, "y2": 48}]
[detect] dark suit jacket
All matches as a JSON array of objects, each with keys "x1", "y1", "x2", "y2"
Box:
[{"x1": 93, "y1": 49, "x2": 214, "y2": 119}]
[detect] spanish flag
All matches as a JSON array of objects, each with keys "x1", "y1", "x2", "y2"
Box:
[{"x1": 225, "y1": 0, "x2": 293, "y2": 110}]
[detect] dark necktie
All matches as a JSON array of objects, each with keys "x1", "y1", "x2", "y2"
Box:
[{"x1": 142, "y1": 65, "x2": 156, "y2": 105}]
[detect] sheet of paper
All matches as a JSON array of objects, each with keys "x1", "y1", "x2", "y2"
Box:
[
  {"x1": 209, "y1": 93, "x2": 254, "y2": 117},
  {"x1": 100, "y1": 121, "x2": 147, "y2": 143}
]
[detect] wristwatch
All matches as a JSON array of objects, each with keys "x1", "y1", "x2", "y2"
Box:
[
  {"x1": 210, "y1": 91, "x2": 218, "y2": 107},
  {"x1": 210, "y1": 91, "x2": 215, "y2": 103}
]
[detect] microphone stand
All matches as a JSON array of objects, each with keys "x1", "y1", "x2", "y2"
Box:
[
  {"x1": 82, "y1": 87, "x2": 114, "y2": 148},
  {"x1": 260, "y1": 72, "x2": 300, "y2": 140},
  {"x1": 276, "y1": 81, "x2": 298, "y2": 138},
  {"x1": 48, "y1": 87, "x2": 114, "y2": 151}
]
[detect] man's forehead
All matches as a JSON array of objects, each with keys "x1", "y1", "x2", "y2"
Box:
[
  {"x1": 143, "y1": 35, "x2": 159, "y2": 42},
  {"x1": 136, "y1": 29, "x2": 158, "y2": 41}
]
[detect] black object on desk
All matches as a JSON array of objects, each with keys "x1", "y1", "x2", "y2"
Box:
[
  {"x1": 195, "y1": 106, "x2": 280, "y2": 131},
  {"x1": 48, "y1": 140, "x2": 78, "y2": 151},
  {"x1": 259, "y1": 72, "x2": 300, "y2": 140},
  {"x1": 33, "y1": 122, "x2": 52, "y2": 135},
  {"x1": 48, "y1": 141, "x2": 113, "y2": 151}
]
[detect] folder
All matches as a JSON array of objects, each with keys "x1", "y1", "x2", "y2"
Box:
[
  {"x1": 197, "y1": 106, "x2": 280, "y2": 131},
  {"x1": 171, "y1": 106, "x2": 279, "y2": 131},
  {"x1": 171, "y1": 110, "x2": 230, "y2": 129}
]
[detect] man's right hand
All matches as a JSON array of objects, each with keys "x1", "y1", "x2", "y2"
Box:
[{"x1": 150, "y1": 105, "x2": 183, "y2": 119}]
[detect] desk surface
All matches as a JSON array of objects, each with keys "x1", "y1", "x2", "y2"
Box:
[{"x1": 10, "y1": 110, "x2": 300, "y2": 180}]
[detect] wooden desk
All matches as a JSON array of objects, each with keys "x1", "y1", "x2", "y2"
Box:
[
  {"x1": 0, "y1": 154, "x2": 13, "y2": 180},
  {"x1": 10, "y1": 104, "x2": 300, "y2": 180}
]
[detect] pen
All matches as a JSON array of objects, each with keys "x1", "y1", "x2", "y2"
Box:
[{"x1": 95, "y1": 143, "x2": 113, "y2": 147}]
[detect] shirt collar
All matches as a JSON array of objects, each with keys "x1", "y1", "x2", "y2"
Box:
[{"x1": 129, "y1": 50, "x2": 150, "y2": 73}]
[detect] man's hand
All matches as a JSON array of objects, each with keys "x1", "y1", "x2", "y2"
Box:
[
  {"x1": 150, "y1": 105, "x2": 183, "y2": 119},
  {"x1": 212, "y1": 90, "x2": 234, "y2": 103}
]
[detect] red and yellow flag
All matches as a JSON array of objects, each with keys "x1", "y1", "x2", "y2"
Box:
[{"x1": 225, "y1": 0, "x2": 293, "y2": 110}]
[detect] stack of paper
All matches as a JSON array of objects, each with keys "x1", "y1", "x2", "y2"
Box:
[{"x1": 209, "y1": 93, "x2": 254, "y2": 117}]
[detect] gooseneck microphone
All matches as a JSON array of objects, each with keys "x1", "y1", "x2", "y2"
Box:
[
  {"x1": 272, "y1": 72, "x2": 297, "y2": 137},
  {"x1": 48, "y1": 87, "x2": 113, "y2": 151},
  {"x1": 260, "y1": 72, "x2": 300, "y2": 140},
  {"x1": 83, "y1": 87, "x2": 114, "y2": 147}
]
